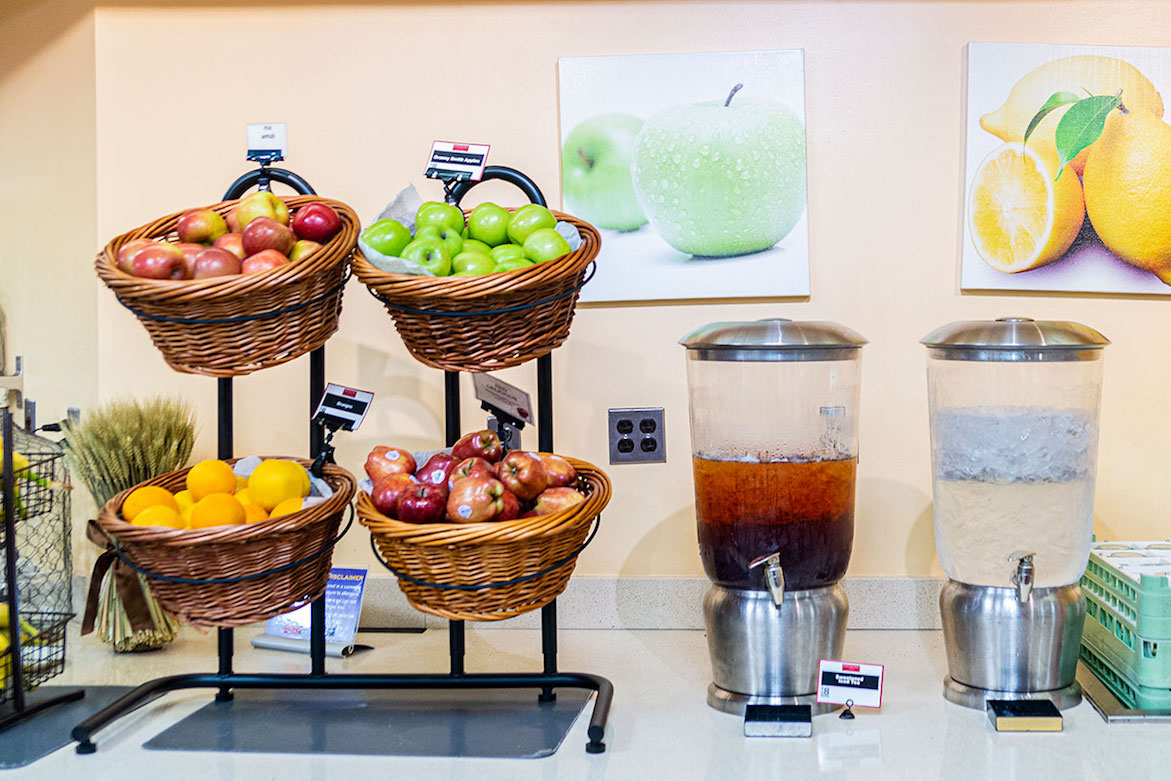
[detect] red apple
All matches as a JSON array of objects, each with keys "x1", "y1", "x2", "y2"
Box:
[
  {"x1": 498, "y1": 489, "x2": 521, "y2": 521},
  {"x1": 226, "y1": 209, "x2": 241, "y2": 233},
  {"x1": 365, "y1": 446, "x2": 417, "y2": 481},
  {"x1": 176, "y1": 208, "x2": 228, "y2": 244},
  {"x1": 415, "y1": 452, "x2": 457, "y2": 494},
  {"x1": 530, "y1": 487, "x2": 585, "y2": 516},
  {"x1": 242, "y1": 216, "x2": 296, "y2": 257},
  {"x1": 241, "y1": 249, "x2": 290, "y2": 274},
  {"x1": 235, "y1": 191, "x2": 289, "y2": 229},
  {"x1": 214, "y1": 233, "x2": 245, "y2": 259},
  {"x1": 193, "y1": 247, "x2": 243, "y2": 279},
  {"x1": 291, "y1": 202, "x2": 342, "y2": 243},
  {"x1": 116, "y1": 239, "x2": 157, "y2": 274},
  {"x1": 398, "y1": 483, "x2": 448, "y2": 524},
  {"x1": 494, "y1": 451, "x2": 548, "y2": 501},
  {"x1": 176, "y1": 242, "x2": 205, "y2": 279},
  {"x1": 537, "y1": 452, "x2": 578, "y2": 488},
  {"x1": 131, "y1": 243, "x2": 186, "y2": 279},
  {"x1": 371, "y1": 472, "x2": 418, "y2": 517},
  {"x1": 446, "y1": 476, "x2": 505, "y2": 523},
  {"x1": 289, "y1": 240, "x2": 322, "y2": 263},
  {"x1": 451, "y1": 457, "x2": 494, "y2": 484},
  {"x1": 451, "y1": 430, "x2": 503, "y2": 463}
]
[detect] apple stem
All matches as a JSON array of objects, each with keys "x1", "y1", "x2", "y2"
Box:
[
  {"x1": 577, "y1": 148, "x2": 593, "y2": 169},
  {"x1": 724, "y1": 83, "x2": 744, "y2": 107}
]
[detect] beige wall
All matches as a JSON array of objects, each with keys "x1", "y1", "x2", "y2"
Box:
[{"x1": 68, "y1": 0, "x2": 1171, "y2": 580}]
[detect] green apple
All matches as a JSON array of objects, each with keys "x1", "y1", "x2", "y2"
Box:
[
  {"x1": 562, "y1": 113, "x2": 648, "y2": 232},
  {"x1": 415, "y1": 225, "x2": 463, "y2": 257},
  {"x1": 361, "y1": 219, "x2": 412, "y2": 257},
  {"x1": 507, "y1": 204, "x2": 556, "y2": 245},
  {"x1": 415, "y1": 201, "x2": 465, "y2": 233},
  {"x1": 494, "y1": 258, "x2": 536, "y2": 273},
  {"x1": 462, "y1": 239, "x2": 491, "y2": 255},
  {"x1": 631, "y1": 84, "x2": 806, "y2": 257},
  {"x1": 522, "y1": 228, "x2": 571, "y2": 263},
  {"x1": 489, "y1": 244, "x2": 525, "y2": 264},
  {"x1": 452, "y1": 251, "x2": 496, "y2": 275},
  {"x1": 468, "y1": 202, "x2": 512, "y2": 246},
  {"x1": 400, "y1": 238, "x2": 452, "y2": 276}
]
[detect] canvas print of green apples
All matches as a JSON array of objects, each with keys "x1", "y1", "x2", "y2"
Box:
[{"x1": 558, "y1": 50, "x2": 810, "y2": 303}]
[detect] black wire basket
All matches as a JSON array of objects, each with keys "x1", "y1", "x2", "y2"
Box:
[{"x1": 0, "y1": 611, "x2": 71, "y2": 705}]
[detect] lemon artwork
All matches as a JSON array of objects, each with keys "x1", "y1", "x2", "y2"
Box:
[
  {"x1": 968, "y1": 140, "x2": 1084, "y2": 273},
  {"x1": 1082, "y1": 107, "x2": 1171, "y2": 283}
]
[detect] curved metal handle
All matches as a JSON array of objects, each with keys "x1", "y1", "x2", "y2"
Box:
[
  {"x1": 1008, "y1": 551, "x2": 1036, "y2": 603},
  {"x1": 223, "y1": 167, "x2": 317, "y2": 200},
  {"x1": 445, "y1": 166, "x2": 546, "y2": 208},
  {"x1": 749, "y1": 552, "x2": 785, "y2": 608}
]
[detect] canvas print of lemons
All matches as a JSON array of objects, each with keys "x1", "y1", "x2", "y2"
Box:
[{"x1": 964, "y1": 44, "x2": 1171, "y2": 295}]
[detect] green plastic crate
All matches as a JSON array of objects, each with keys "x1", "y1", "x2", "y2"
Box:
[{"x1": 1080, "y1": 637, "x2": 1171, "y2": 710}]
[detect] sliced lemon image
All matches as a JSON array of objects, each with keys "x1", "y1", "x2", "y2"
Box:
[{"x1": 968, "y1": 141, "x2": 1085, "y2": 273}]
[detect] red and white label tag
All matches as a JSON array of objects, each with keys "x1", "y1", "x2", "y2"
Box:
[
  {"x1": 817, "y1": 659, "x2": 884, "y2": 709},
  {"x1": 426, "y1": 141, "x2": 490, "y2": 181}
]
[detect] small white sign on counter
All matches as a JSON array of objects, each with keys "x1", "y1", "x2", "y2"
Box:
[{"x1": 817, "y1": 659, "x2": 884, "y2": 709}]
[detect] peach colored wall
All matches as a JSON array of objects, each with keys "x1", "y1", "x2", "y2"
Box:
[{"x1": 81, "y1": 1, "x2": 1171, "y2": 580}]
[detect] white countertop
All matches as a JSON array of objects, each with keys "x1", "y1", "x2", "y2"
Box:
[{"x1": 9, "y1": 623, "x2": 1171, "y2": 780}]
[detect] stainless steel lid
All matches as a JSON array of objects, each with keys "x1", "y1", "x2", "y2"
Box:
[
  {"x1": 922, "y1": 317, "x2": 1109, "y2": 362},
  {"x1": 680, "y1": 318, "x2": 867, "y2": 362}
]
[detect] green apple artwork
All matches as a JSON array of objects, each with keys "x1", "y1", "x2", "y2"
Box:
[{"x1": 558, "y1": 51, "x2": 810, "y2": 303}]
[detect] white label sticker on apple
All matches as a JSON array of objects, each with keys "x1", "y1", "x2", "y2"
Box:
[{"x1": 247, "y1": 122, "x2": 288, "y2": 162}]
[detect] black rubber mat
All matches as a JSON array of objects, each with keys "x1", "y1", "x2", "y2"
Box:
[
  {"x1": 144, "y1": 688, "x2": 591, "y2": 759},
  {"x1": 0, "y1": 686, "x2": 135, "y2": 769}
]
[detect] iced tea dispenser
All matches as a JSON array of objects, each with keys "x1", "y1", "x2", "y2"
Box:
[
  {"x1": 923, "y1": 317, "x2": 1108, "y2": 709},
  {"x1": 681, "y1": 318, "x2": 866, "y2": 714}
]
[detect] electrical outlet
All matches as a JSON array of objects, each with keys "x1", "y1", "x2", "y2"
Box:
[{"x1": 608, "y1": 407, "x2": 665, "y2": 464}]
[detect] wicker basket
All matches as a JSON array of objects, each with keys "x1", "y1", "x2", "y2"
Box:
[
  {"x1": 96, "y1": 458, "x2": 356, "y2": 628},
  {"x1": 96, "y1": 196, "x2": 359, "y2": 378},
  {"x1": 359, "y1": 457, "x2": 610, "y2": 621},
  {"x1": 350, "y1": 210, "x2": 599, "y2": 373}
]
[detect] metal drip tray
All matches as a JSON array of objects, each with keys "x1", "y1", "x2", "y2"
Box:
[{"x1": 1077, "y1": 662, "x2": 1171, "y2": 723}]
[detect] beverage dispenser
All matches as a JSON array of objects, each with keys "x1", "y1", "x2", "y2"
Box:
[
  {"x1": 681, "y1": 318, "x2": 866, "y2": 714},
  {"x1": 922, "y1": 317, "x2": 1108, "y2": 709}
]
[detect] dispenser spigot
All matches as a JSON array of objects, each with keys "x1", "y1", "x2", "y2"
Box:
[
  {"x1": 749, "y1": 553, "x2": 785, "y2": 608},
  {"x1": 1009, "y1": 552, "x2": 1036, "y2": 603}
]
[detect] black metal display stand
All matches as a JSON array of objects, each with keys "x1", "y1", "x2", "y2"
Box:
[{"x1": 72, "y1": 165, "x2": 612, "y2": 755}]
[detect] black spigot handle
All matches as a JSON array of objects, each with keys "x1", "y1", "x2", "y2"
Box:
[{"x1": 445, "y1": 166, "x2": 546, "y2": 209}]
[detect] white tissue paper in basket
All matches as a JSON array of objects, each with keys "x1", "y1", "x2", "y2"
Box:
[
  {"x1": 233, "y1": 455, "x2": 333, "y2": 508},
  {"x1": 358, "y1": 184, "x2": 583, "y2": 276}
]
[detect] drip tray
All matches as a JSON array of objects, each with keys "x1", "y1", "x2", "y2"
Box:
[
  {"x1": 1077, "y1": 662, "x2": 1171, "y2": 723},
  {"x1": 144, "y1": 688, "x2": 592, "y2": 759}
]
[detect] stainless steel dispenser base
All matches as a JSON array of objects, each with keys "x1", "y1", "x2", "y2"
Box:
[
  {"x1": 707, "y1": 683, "x2": 840, "y2": 716},
  {"x1": 940, "y1": 580, "x2": 1086, "y2": 711},
  {"x1": 942, "y1": 676, "x2": 1082, "y2": 710},
  {"x1": 704, "y1": 584, "x2": 848, "y2": 715}
]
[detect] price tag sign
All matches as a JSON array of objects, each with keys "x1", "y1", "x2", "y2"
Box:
[
  {"x1": 246, "y1": 122, "x2": 287, "y2": 163},
  {"x1": 817, "y1": 659, "x2": 884, "y2": 709},
  {"x1": 472, "y1": 374, "x2": 533, "y2": 424},
  {"x1": 425, "y1": 141, "x2": 490, "y2": 182},
  {"x1": 312, "y1": 383, "x2": 374, "y2": 432}
]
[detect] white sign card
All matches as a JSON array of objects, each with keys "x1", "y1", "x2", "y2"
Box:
[
  {"x1": 312, "y1": 383, "x2": 374, "y2": 432},
  {"x1": 816, "y1": 659, "x2": 884, "y2": 709},
  {"x1": 246, "y1": 122, "x2": 287, "y2": 161},
  {"x1": 426, "y1": 141, "x2": 490, "y2": 181},
  {"x1": 472, "y1": 374, "x2": 534, "y2": 424}
]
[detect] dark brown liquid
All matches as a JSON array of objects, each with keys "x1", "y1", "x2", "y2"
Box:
[{"x1": 694, "y1": 456, "x2": 856, "y2": 591}]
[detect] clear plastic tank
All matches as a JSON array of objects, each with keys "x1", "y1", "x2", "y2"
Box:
[
  {"x1": 681, "y1": 319, "x2": 866, "y2": 592},
  {"x1": 923, "y1": 318, "x2": 1108, "y2": 588}
]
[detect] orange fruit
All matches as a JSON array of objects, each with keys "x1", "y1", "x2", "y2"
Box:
[
  {"x1": 173, "y1": 489, "x2": 195, "y2": 513},
  {"x1": 235, "y1": 488, "x2": 253, "y2": 506},
  {"x1": 186, "y1": 459, "x2": 238, "y2": 501},
  {"x1": 131, "y1": 505, "x2": 184, "y2": 528},
  {"x1": 269, "y1": 497, "x2": 304, "y2": 518},
  {"x1": 123, "y1": 486, "x2": 179, "y2": 521},
  {"x1": 243, "y1": 504, "x2": 269, "y2": 523},
  {"x1": 236, "y1": 475, "x2": 248, "y2": 491},
  {"x1": 189, "y1": 492, "x2": 246, "y2": 529},
  {"x1": 248, "y1": 459, "x2": 309, "y2": 511}
]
